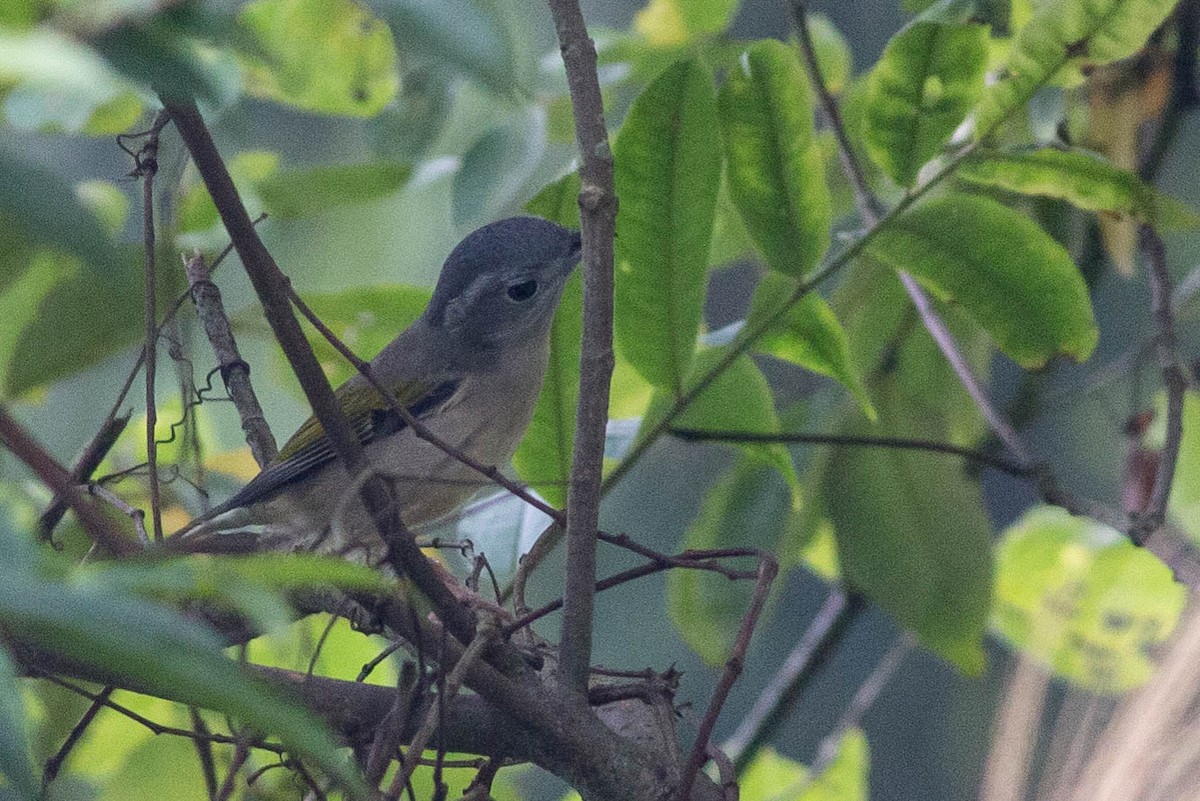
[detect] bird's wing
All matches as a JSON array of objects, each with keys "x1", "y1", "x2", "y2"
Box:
[{"x1": 218, "y1": 376, "x2": 462, "y2": 511}]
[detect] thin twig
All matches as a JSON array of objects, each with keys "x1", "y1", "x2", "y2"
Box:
[
  {"x1": 0, "y1": 408, "x2": 137, "y2": 555},
  {"x1": 365, "y1": 662, "x2": 418, "y2": 786},
  {"x1": 135, "y1": 110, "x2": 171, "y2": 542},
  {"x1": 725, "y1": 590, "x2": 862, "y2": 770},
  {"x1": 503, "y1": 545, "x2": 762, "y2": 637},
  {"x1": 387, "y1": 627, "x2": 496, "y2": 799},
  {"x1": 43, "y1": 686, "x2": 114, "y2": 785},
  {"x1": 670, "y1": 428, "x2": 1034, "y2": 478},
  {"x1": 185, "y1": 251, "x2": 277, "y2": 467},
  {"x1": 188, "y1": 707, "x2": 219, "y2": 801},
  {"x1": 38, "y1": 414, "x2": 129, "y2": 542},
  {"x1": 214, "y1": 735, "x2": 249, "y2": 801},
  {"x1": 812, "y1": 633, "x2": 913, "y2": 773},
  {"x1": 547, "y1": 0, "x2": 618, "y2": 696},
  {"x1": 1130, "y1": 226, "x2": 1187, "y2": 544},
  {"x1": 86, "y1": 483, "x2": 150, "y2": 545},
  {"x1": 677, "y1": 556, "x2": 778, "y2": 801}
]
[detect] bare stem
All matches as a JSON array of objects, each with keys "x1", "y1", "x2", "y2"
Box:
[
  {"x1": 184, "y1": 251, "x2": 278, "y2": 467},
  {"x1": 547, "y1": 0, "x2": 618, "y2": 696}
]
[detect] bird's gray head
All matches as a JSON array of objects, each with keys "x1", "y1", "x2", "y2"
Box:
[{"x1": 423, "y1": 216, "x2": 582, "y2": 355}]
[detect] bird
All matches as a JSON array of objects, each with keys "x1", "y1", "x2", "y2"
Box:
[{"x1": 174, "y1": 216, "x2": 582, "y2": 566}]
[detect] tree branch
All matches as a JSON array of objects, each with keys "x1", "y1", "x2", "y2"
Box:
[
  {"x1": 1130, "y1": 225, "x2": 1187, "y2": 544},
  {"x1": 670, "y1": 428, "x2": 1033, "y2": 478},
  {"x1": 184, "y1": 251, "x2": 277, "y2": 468},
  {"x1": 547, "y1": 0, "x2": 618, "y2": 696},
  {"x1": 0, "y1": 408, "x2": 137, "y2": 555},
  {"x1": 725, "y1": 589, "x2": 863, "y2": 770}
]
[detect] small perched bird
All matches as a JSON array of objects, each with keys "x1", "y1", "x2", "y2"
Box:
[{"x1": 176, "y1": 216, "x2": 582, "y2": 565}]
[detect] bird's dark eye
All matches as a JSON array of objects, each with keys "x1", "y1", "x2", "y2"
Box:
[{"x1": 506, "y1": 279, "x2": 538, "y2": 302}]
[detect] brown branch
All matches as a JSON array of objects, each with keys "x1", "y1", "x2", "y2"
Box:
[
  {"x1": 0, "y1": 408, "x2": 137, "y2": 555},
  {"x1": 285, "y1": 287, "x2": 561, "y2": 521},
  {"x1": 161, "y1": 99, "x2": 477, "y2": 647},
  {"x1": 388, "y1": 626, "x2": 495, "y2": 799},
  {"x1": 670, "y1": 428, "x2": 1034, "y2": 478},
  {"x1": 503, "y1": 545, "x2": 762, "y2": 637},
  {"x1": 37, "y1": 413, "x2": 129, "y2": 542},
  {"x1": 365, "y1": 662, "x2": 418, "y2": 786},
  {"x1": 184, "y1": 251, "x2": 278, "y2": 467},
  {"x1": 43, "y1": 685, "x2": 114, "y2": 784},
  {"x1": 1130, "y1": 226, "x2": 1187, "y2": 544},
  {"x1": 547, "y1": 0, "x2": 618, "y2": 696},
  {"x1": 677, "y1": 556, "x2": 778, "y2": 801},
  {"x1": 725, "y1": 589, "x2": 863, "y2": 770},
  {"x1": 132, "y1": 110, "x2": 171, "y2": 542},
  {"x1": 86, "y1": 483, "x2": 150, "y2": 545}
]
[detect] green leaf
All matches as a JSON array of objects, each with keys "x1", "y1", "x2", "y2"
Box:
[
  {"x1": 643, "y1": 347, "x2": 797, "y2": 484},
  {"x1": 0, "y1": 147, "x2": 121, "y2": 273},
  {"x1": 796, "y1": 729, "x2": 869, "y2": 801},
  {"x1": 993, "y1": 505, "x2": 1187, "y2": 693},
  {"x1": 0, "y1": 565, "x2": 367, "y2": 798},
  {"x1": 371, "y1": 0, "x2": 532, "y2": 95},
  {"x1": 614, "y1": 59, "x2": 720, "y2": 393},
  {"x1": 863, "y1": 12, "x2": 988, "y2": 186},
  {"x1": 238, "y1": 0, "x2": 399, "y2": 116},
  {"x1": 738, "y1": 748, "x2": 808, "y2": 800},
  {"x1": 958, "y1": 147, "x2": 1200, "y2": 229},
  {"x1": 866, "y1": 194, "x2": 1098, "y2": 368},
  {"x1": 283, "y1": 285, "x2": 432, "y2": 386},
  {"x1": 257, "y1": 161, "x2": 411, "y2": 218},
  {"x1": 75, "y1": 180, "x2": 130, "y2": 236},
  {"x1": 667, "y1": 460, "x2": 789, "y2": 665},
  {"x1": 746, "y1": 272, "x2": 874, "y2": 418},
  {"x1": 452, "y1": 111, "x2": 545, "y2": 227},
  {"x1": 976, "y1": 0, "x2": 1179, "y2": 136},
  {"x1": 822, "y1": 385, "x2": 992, "y2": 673},
  {"x1": 0, "y1": 646, "x2": 37, "y2": 801},
  {"x1": 633, "y1": 0, "x2": 739, "y2": 46},
  {"x1": 718, "y1": 39, "x2": 831, "y2": 278},
  {"x1": 513, "y1": 174, "x2": 582, "y2": 506},
  {"x1": 0, "y1": 250, "x2": 70, "y2": 399},
  {"x1": 87, "y1": 7, "x2": 236, "y2": 105},
  {"x1": 801, "y1": 14, "x2": 853, "y2": 95}
]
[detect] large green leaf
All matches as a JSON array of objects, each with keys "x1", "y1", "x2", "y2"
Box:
[
  {"x1": 512, "y1": 174, "x2": 582, "y2": 506},
  {"x1": 452, "y1": 110, "x2": 545, "y2": 227},
  {"x1": 863, "y1": 6, "x2": 988, "y2": 186},
  {"x1": 643, "y1": 347, "x2": 797, "y2": 483},
  {"x1": 238, "y1": 0, "x2": 399, "y2": 116},
  {"x1": 278, "y1": 285, "x2": 432, "y2": 386},
  {"x1": 257, "y1": 161, "x2": 411, "y2": 218},
  {"x1": 613, "y1": 58, "x2": 720, "y2": 393},
  {"x1": 746, "y1": 272, "x2": 874, "y2": 418},
  {"x1": 0, "y1": 646, "x2": 36, "y2": 801},
  {"x1": 370, "y1": 0, "x2": 532, "y2": 95},
  {"x1": 0, "y1": 250, "x2": 68, "y2": 399},
  {"x1": 718, "y1": 39, "x2": 831, "y2": 278},
  {"x1": 992, "y1": 506, "x2": 1186, "y2": 693},
  {"x1": 633, "y1": 0, "x2": 739, "y2": 45},
  {"x1": 976, "y1": 0, "x2": 1179, "y2": 136},
  {"x1": 0, "y1": 148, "x2": 121, "y2": 274},
  {"x1": 822, "y1": 385, "x2": 992, "y2": 673},
  {"x1": 958, "y1": 147, "x2": 1200, "y2": 229},
  {"x1": 0, "y1": 565, "x2": 367, "y2": 797},
  {"x1": 667, "y1": 459, "x2": 790, "y2": 665},
  {"x1": 866, "y1": 194, "x2": 1098, "y2": 368}
]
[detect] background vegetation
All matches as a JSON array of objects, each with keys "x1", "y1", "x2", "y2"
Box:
[{"x1": 1, "y1": 0, "x2": 1199, "y2": 799}]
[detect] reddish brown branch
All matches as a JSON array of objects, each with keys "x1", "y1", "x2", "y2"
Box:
[
  {"x1": 547, "y1": 0, "x2": 619, "y2": 696},
  {"x1": 0, "y1": 408, "x2": 137, "y2": 555}
]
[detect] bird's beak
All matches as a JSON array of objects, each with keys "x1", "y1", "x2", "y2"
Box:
[{"x1": 563, "y1": 230, "x2": 583, "y2": 273}]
